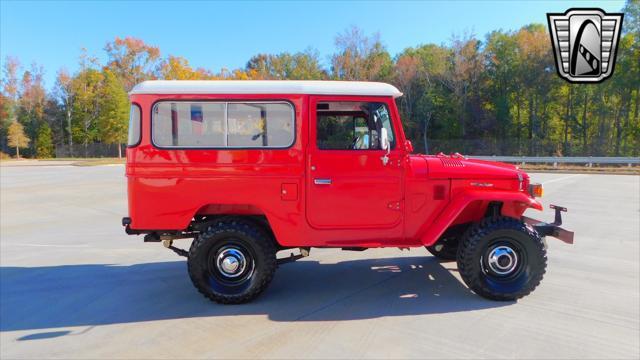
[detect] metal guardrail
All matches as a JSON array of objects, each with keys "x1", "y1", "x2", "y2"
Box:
[{"x1": 468, "y1": 156, "x2": 640, "y2": 166}]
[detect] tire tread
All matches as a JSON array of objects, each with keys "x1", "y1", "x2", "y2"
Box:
[
  {"x1": 187, "y1": 218, "x2": 277, "y2": 304},
  {"x1": 457, "y1": 216, "x2": 547, "y2": 301}
]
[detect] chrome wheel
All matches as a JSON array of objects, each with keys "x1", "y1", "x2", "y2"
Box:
[
  {"x1": 480, "y1": 240, "x2": 526, "y2": 279},
  {"x1": 486, "y1": 245, "x2": 518, "y2": 275},
  {"x1": 207, "y1": 242, "x2": 256, "y2": 291},
  {"x1": 188, "y1": 220, "x2": 277, "y2": 304},
  {"x1": 216, "y1": 246, "x2": 248, "y2": 278},
  {"x1": 457, "y1": 217, "x2": 546, "y2": 301}
]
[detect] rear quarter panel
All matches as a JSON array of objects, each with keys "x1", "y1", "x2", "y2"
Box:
[{"x1": 126, "y1": 93, "x2": 307, "y2": 246}]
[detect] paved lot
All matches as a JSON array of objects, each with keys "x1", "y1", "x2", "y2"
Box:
[{"x1": 1, "y1": 165, "x2": 639, "y2": 359}]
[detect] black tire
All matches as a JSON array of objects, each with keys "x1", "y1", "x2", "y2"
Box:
[
  {"x1": 457, "y1": 217, "x2": 547, "y2": 301},
  {"x1": 426, "y1": 224, "x2": 469, "y2": 261},
  {"x1": 187, "y1": 218, "x2": 277, "y2": 304}
]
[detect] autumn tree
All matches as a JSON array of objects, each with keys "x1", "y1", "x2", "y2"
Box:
[
  {"x1": 331, "y1": 26, "x2": 392, "y2": 81},
  {"x1": 7, "y1": 121, "x2": 29, "y2": 158},
  {"x1": 157, "y1": 56, "x2": 214, "y2": 80},
  {"x1": 395, "y1": 44, "x2": 453, "y2": 153},
  {"x1": 287, "y1": 50, "x2": 327, "y2": 79},
  {"x1": 105, "y1": 37, "x2": 160, "y2": 91},
  {"x1": 54, "y1": 69, "x2": 74, "y2": 153},
  {"x1": 245, "y1": 54, "x2": 270, "y2": 79},
  {"x1": 17, "y1": 63, "x2": 47, "y2": 155},
  {"x1": 0, "y1": 95, "x2": 8, "y2": 122},
  {"x1": 71, "y1": 67, "x2": 103, "y2": 157},
  {"x1": 394, "y1": 54, "x2": 420, "y2": 120},
  {"x1": 2, "y1": 57, "x2": 20, "y2": 117},
  {"x1": 1, "y1": 57, "x2": 21, "y2": 152},
  {"x1": 440, "y1": 33, "x2": 483, "y2": 141},
  {"x1": 246, "y1": 50, "x2": 326, "y2": 80}
]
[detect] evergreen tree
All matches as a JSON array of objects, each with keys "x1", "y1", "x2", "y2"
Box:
[
  {"x1": 97, "y1": 70, "x2": 129, "y2": 158},
  {"x1": 35, "y1": 122, "x2": 54, "y2": 158},
  {"x1": 70, "y1": 68, "x2": 103, "y2": 157}
]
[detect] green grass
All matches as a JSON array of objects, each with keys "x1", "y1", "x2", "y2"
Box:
[{"x1": 71, "y1": 158, "x2": 125, "y2": 166}]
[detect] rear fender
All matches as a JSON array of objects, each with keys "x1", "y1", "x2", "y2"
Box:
[{"x1": 419, "y1": 190, "x2": 542, "y2": 246}]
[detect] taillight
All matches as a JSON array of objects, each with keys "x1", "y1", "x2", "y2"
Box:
[{"x1": 529, "y1": 183, "x2": 544, "y2": 198}]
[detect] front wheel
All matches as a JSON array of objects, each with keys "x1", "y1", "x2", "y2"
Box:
[
  {"x1": 187, "y1": 219, "x2": 277, "y2": 304},
  {"x1": 457, "y1": 217, "x2": 547, "y2": 301}
]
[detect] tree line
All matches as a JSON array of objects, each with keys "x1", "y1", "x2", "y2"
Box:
[{"x1": 1, "y1": 0, "x2": 638, "y2": 158}]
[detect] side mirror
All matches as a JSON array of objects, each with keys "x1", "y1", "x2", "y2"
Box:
[
  {"x1": 380, "y1": 128, "x2": 391, "y2": 166},
  {"x1": 404, "y1": 140, "x2": 414, "y2": 153},
  {"x1": 380, "y1": 128, "x2": 390, "y2": 150}
]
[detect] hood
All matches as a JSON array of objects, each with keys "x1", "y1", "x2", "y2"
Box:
[{"x1": 417, "y1": 154, "x2": 524, "y2": 180}]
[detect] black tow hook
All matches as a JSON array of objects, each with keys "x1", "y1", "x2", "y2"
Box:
[
  {"x1": 532, "y1": 204, "x2": 566, "y2": 236},
  {"x1": 526, "y1": 204, "x2": 574, "y2": 244},
  {"x1": 549, "y1": 204, "x2": 567, "y2": 225}
]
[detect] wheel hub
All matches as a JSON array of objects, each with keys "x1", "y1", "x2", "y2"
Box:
[
  {"x1": 486, "y1": 245, "x2": 518, "y2": 275},
  {"x1": 216, "y1": 247, "x2": 247, "y2": 278}
]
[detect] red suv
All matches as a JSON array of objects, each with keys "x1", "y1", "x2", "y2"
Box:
[{"x1": 123, "y1": 80, "x2": 573, "y2": 304}]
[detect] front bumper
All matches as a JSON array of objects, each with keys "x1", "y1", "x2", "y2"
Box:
[{"x1": 523, "y1": 204, "x2": 574, "y2": 244}]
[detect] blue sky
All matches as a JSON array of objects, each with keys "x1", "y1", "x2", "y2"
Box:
[{"x1": 1, "y1": 0, "x2": 625, "y2": 89}]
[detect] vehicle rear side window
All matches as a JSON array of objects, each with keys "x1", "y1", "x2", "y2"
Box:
[
  {"x1": 127, "y1": 104, "x2": 141, "y2": 146},
  {"x1": 152, "y1": 101, "x2": 294, "y2": 148}
]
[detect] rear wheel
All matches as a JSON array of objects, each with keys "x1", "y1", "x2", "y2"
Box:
[
  {"x1": 457, "y1": 217, "x2": 546, "y2": 301},
  {"x1": 187, "y1": 219, "x2": 277, "y2": 304}
]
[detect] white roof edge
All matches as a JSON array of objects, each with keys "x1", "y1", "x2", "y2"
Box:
[{"x1": 129, "y1": 80, "x2": 403, "y2": 98}]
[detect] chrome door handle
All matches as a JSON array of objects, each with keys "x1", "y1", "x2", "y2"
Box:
[{"x1": 314, "y1": 178, "x2": 332, "y2": 185}]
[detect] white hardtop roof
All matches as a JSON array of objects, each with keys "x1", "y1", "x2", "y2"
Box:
[{"x1": 130, "y1": 80, "x2": 402, "y2": 98}]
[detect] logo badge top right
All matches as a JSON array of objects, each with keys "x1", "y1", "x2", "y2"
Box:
[{"x1": 547, "y1": 8, "x2": 624, "y2": 83}]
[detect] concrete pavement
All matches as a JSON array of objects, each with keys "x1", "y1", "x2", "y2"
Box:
[{"x1": 1, "y1": 166, "x2": 638, "y2": 359}]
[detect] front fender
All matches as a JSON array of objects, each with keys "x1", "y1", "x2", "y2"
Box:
[{"x1": 419, "y1": 190, "x2": 542, "y2": 246}]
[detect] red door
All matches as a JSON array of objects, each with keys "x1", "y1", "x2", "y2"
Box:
[{"x1": 306, "y1": 96, "x2": 404, "y2": 230}]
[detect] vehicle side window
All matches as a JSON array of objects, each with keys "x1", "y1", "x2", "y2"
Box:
[
  {"x1": 316, "y1": 102, "x2": 395, "y2": 150},
  {"x1": 228, "y1": 103, "x2": 294, "y2": 147},
  {"x1": 127, "y1": 104, "x2": 141, "y2": 146},
  {"x1": 152, "y1": 101, "x2": 294, "y2": 148}
]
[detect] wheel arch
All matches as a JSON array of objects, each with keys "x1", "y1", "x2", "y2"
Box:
[
  {"x1": 192, "y1": 204, "x2": 280, "y2": 248},
  {"x1": 419, "y1": 190, "x2": 542, "y2": 246}
]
